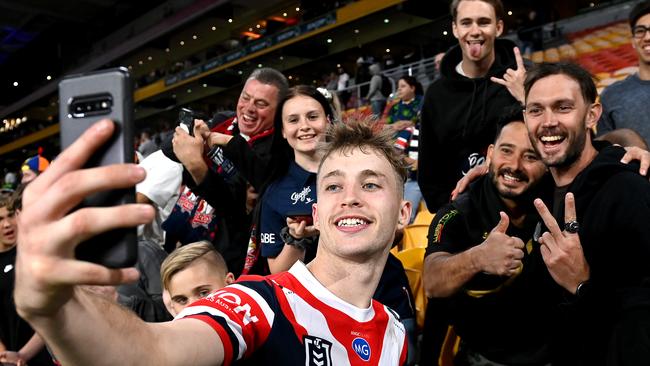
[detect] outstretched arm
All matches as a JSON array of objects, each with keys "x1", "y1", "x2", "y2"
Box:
[{"x1": 14, "y1": 119, "x2": 224, "y2": 366}]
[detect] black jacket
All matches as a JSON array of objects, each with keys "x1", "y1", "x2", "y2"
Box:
[
  {"x1": 161, "y1": 114, "x2": 274, "y2": 276},
  {"x1": 551, "y1": 143, "x2": 650, "y2": 366},
  {"x1": 418, "y1": 39, "x2": 521, "y2": 211}
]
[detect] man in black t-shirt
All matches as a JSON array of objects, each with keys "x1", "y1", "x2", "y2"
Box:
[{"x1": 423, "y1": 108, "x2": 560, "y2": 365}]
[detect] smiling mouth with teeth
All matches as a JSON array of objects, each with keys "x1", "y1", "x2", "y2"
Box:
[
  {"x1": 503, "y1": 173, "x2": 522, "y2": 182},
  {"x1": 498, "y1": 168, "x2": 528, "y2": 183},
  {"x1": 336, "y1": 218, "x2": 368, "y2": 227},
  {"x1": 539, "y1": 135, "x2": 565, "y2": 145},
  {"x1": 241, "y1": 115, "x2": 256, "y2": 123}
]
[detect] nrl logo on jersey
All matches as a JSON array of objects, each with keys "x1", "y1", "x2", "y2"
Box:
[{"x1": 304, "y1": 335, "x2": 332, "y2": 366}]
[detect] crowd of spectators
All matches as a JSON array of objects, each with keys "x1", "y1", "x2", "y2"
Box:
[{"x1": 3, "y1": 0, "x2": 650, "y2": 365}]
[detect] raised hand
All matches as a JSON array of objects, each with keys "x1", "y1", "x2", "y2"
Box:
[
  {"x1": 192, "y1": 119, "x2": 211, "y2": 139},
  {"x1": 14, "y1": 119, "x2": 155, "y2": 319},
  {"x1": 534, "y1": 193, "x2": 590, "y2": 293},
  {"x1": 286, "y1": 217, "x2": 319, "y2": 239},
  {"x1": 475, "y1": 212, "x2": 525, "y2": 276},
  {"x1": 195, "y1": 119, "x2": 233, "y2": 148},
  {"x1": 490, "y1": 47, "x2": 527, "y2": 103},
  {"x1": 0, "y1": 350, "x2": 26, "y2": 366},
  {"x1": 173, "y1": 122, "x2": 210, "y2": 184},
  {"x1": 172, "y1": 124, "x2": 205, "y2": 166}
]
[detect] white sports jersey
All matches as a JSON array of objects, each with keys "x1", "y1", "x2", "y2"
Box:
[{"x1": 177, "y1": 262, "x2": 407, "y2": 365}]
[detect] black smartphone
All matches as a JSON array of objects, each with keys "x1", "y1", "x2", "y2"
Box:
[
  {"x1": 286, "y1": 210, "x2": 314, "y2": 226},
  {"x1": 59, "y1": 67, "x2": 136, "y2": 268},
  {"x1": 177, "y1": 107, "x2": 208, "y2": 136}
]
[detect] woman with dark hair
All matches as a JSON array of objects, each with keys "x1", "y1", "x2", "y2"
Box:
[
  {"x1": 257, "y1": 85, "x2": 334, "y2": 273},
  {"x1": 200, "y1": 85, "x2": 333, "y2": 274},
  {"x1": 384, "y1": 75, "x2": 423, "y2": 132}
]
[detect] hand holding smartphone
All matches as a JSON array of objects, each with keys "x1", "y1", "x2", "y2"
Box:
[
  {"x1": 59, "y1": 67, "x2": 136, "y2": 268},
  {"x1": 286, "y1": 210, "x2": 314, "y2": 226}
]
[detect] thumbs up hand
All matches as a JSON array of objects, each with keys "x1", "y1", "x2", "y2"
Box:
[{"x1": 474, "y1": 212, "x2": 525, "y2": 276}]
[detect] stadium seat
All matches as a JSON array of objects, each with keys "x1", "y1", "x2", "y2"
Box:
[
  {"x1": 393, "y1": 247, "x2": 427, "y2": 330},
  {"x1": 397, "y1": 204, "x2": 434, "y2": 251},
  {"x1": 394, "y1": 240, "x2": 461, "y2": 365},
  {"x1": 413, "y1": 203, "x2": 435, "y2": 226}
]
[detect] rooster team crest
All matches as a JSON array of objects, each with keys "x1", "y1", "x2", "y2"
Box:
[{"x1": 304, "y1": 335, "x2": 332, "y2": 366}]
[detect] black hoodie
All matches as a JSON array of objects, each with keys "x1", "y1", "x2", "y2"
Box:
[
  {"x1": 550, "y1": 142, "x2": 650, "y2": 365},
  {"x1": 418, "y1": 39, "x2": 521, "y2": 211}
]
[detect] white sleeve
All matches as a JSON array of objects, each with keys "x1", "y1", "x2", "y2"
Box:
[{"x1": 136, "y1": 150, "x2": 183, "y2": 208}]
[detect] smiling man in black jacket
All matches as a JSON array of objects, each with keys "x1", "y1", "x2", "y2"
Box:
[
  {"x1": 525, "y1": 62, "x2": 650, "y2": 365},
  {"x1": 418, "y1": 0, "x2": 527, "y2": 212}
]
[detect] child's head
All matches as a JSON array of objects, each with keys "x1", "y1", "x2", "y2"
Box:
[
  {"x1": 0, "y1": 194, "x2": 17, "y2": 251},
  {"x1": 160, "y1": 241, "x2": 234, "y2": 316}
]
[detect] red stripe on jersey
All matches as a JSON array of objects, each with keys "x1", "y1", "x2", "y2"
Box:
[
  {"x1": 183, "y1": 314, "x2": 234, "y2": 365},
  {"x1": 274, "y1": 272, "x2": 394, "y2": 365},
  {"x1": 213, "y1": 287, "x2": 273, "y2": 356},
  {"x1": 188, "y1": 286, "x2": 273, "y2": 360}
]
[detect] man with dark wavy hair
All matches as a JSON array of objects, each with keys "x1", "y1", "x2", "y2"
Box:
[{"x1": 525, "y1": 62, "x2": 650, "y2": 365}]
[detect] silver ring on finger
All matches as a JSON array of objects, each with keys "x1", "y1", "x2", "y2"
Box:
[{"x1": 564, "y1": 220, "x2": 579, "y2": 234}]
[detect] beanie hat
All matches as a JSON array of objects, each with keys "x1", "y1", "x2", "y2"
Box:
[{"x1": 21, "y1": 148, "x2": 50, "y2": 174}]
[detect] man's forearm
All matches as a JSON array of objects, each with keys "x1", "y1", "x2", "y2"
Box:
[
  {"x1": 186, "y1": 159, "x2": 208, "y2": 185},
  {"x1": 27, "y1": 288, "x2": 169, "y2": 365},
  {"x1": 423, "y1": 250, "x2": 480, "y2": 298}
]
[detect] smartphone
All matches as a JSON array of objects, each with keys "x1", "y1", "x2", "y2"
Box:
[
  {"x1": 59, "y1": 67, "x2": 136, "y2": 268},
  {"x1": 286, "y1": 210, "x2": 314, "y2": 226},
  {"x1": 177, "y1": 107, "x2": 208, "y2": 137}
]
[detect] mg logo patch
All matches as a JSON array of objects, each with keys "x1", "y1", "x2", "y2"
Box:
[
  {"x1": 304, "y1": 335, "x2": 332, "y2": 366},
  {"x1": 352, "y1": 337, "x2": 371, "y2": 361}
]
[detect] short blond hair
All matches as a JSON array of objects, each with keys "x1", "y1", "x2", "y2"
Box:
[
  {"x1": 160, "y1": 241, "x2": 228, "y2": 290},
  {"x1": 317, "y1": 117, "x2": 408, "y2": 196}
]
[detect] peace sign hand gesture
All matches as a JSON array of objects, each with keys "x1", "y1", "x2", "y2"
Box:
[
  {"x1": 534, "y1": 193, "x2": 590, "y2": 294},
  {"x1": 490, "y1": 47, "x2": 527, "y2": 104}
]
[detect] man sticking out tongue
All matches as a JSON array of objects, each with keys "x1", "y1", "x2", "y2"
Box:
[{"x1": 417, "y1": 2, "x2": 529, "y2": 362}]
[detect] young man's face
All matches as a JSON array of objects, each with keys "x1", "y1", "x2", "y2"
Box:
[
  {"x1": 452, "y1": 0, "x2": 504, "y2": 64},
  {"x1": 487, "y1": 121, "x2": 546, "y2": 199},
  {"x1": 0, "y1": 207, "x2": 17, "y2": 250},
  {"x1": 236, "y1": 78, "x2": 279, "y2": 137},
  {"x1": 167, "y1": 258, "x2": 234, "y2": 316},
  {"x1": 632, "y1": 13, "x2": 650, "y2": 65},
  {"x1": 524, "y1": 74, "x2": 600, "y2": 168},
  {"x1": 313, "y1": 147, "x2": 410, "y2": 260}
]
